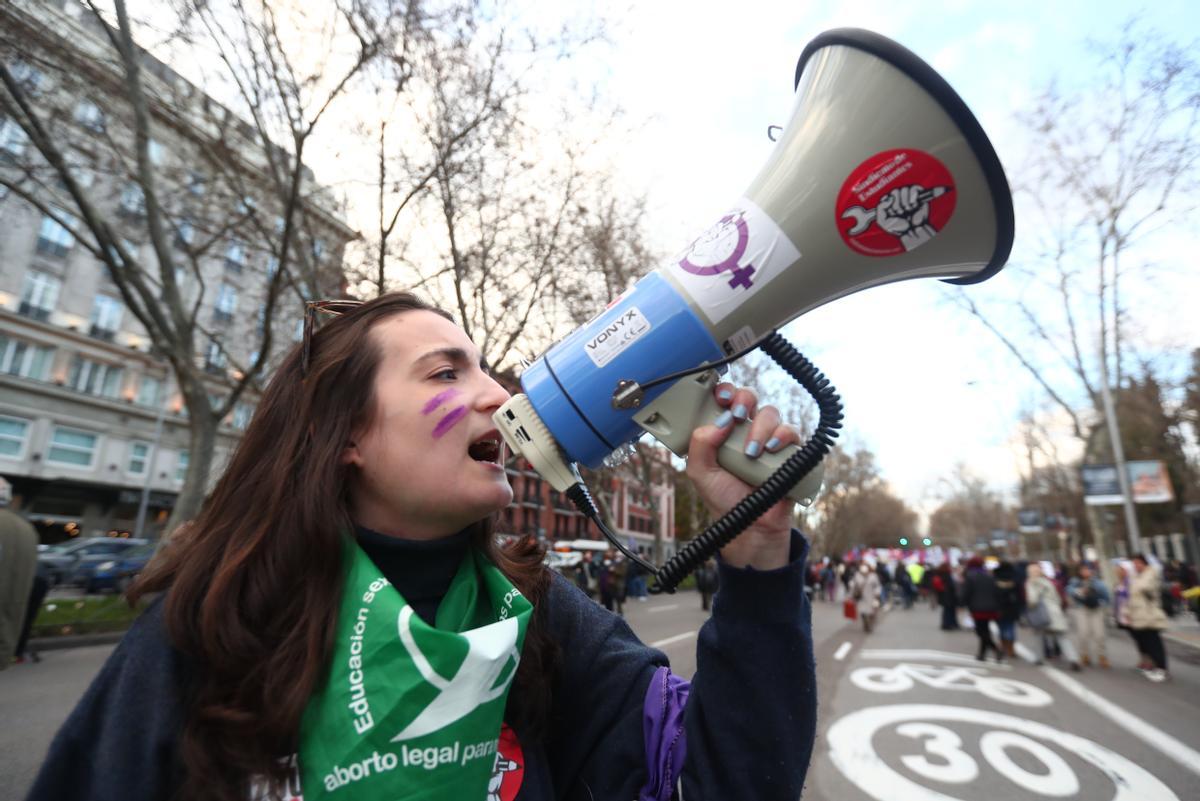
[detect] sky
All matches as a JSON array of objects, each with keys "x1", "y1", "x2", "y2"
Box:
[
  {"x1": 117, "y1": 0, "x2": 1199, "y2": 522},
  {"x1": 554, "y1": 0, "x2": 1200, "y2": 520}
]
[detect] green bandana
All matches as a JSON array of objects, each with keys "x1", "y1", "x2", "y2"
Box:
[{"x1": 299, "y1": 540, "x2": 532, "y2": 800}]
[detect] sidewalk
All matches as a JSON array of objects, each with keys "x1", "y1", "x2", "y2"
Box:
[{"x1": 1163, "y1": 614, "x2": 1200, "y2": 661}]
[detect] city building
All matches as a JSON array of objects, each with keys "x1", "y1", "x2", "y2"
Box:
[
  {"x1": 500, "y1": 448, "x2": 677, "y2": 559},
  {"x1": 0, "y1": 0, "x2": 353, "y2": 542}
]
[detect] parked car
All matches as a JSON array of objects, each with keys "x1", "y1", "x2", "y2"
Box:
[
  {"x1": 79, "y1": 542, "x2": 158, "y2": 594},
  {"x1": 38, "y1": 538, "x2": 149, "y2": 587}
]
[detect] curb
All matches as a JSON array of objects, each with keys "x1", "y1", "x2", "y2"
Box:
[
  {"x1": 1163, "y1": 631, "x2": 1200, "y2": 662},
  {"x1": 27, "y1": 631, "x2": 126, "y2": 652}
]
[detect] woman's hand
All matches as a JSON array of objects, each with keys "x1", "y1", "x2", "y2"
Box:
[{"x1": 685, "y1": 381, "x2": 803, "y2": 571}]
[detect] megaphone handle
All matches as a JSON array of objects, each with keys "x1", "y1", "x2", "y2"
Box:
[{"x1": 633, "y1": 373, "x2": 823, "y2": 506}]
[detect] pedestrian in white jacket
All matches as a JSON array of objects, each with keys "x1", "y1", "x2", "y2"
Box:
[
  {"x1": 1025, "y1": 562, "x2": 1080, "y2": 670},
  {"x1": 1128, "y1": 554, "x2": 1170, "y2": 682}
]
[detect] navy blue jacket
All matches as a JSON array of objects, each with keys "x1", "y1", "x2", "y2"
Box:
[{"x1": 27, "y1": 532, "x2": 815, "y2": 800}]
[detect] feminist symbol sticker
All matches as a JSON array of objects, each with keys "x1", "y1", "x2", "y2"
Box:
[{"x1": 677, "y1": 210, "x2": 757, "y2": 290}]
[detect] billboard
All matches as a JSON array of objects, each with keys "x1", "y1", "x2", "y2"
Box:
[
  {"x1": 1081, "y1": 460, "x2": 1174, "y2": 506},
  {"x1": 1017, "y1": 509, "x2": 1043, "y2": 533}
]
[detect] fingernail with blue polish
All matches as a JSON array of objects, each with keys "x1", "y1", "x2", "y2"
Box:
[
  {"x1": 732, "y1": 404, "x2": 748, "y2": 420},
  {"x1": 745, "y1": 440, "x2": 762, "y2": 458},
  {"x1": 765, "y1": 437, "x2": 781, "y2": 452},
  {"x1": 717, "y1": 389, "x2": 733, "y2": 402},
  {"x1": 715, "y1": 410, "x2": 733, "y2": 429}
]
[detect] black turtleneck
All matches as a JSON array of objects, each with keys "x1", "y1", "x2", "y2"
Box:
[{"x1": 354, "y1": 524, "x2": 472, "y2": 625}]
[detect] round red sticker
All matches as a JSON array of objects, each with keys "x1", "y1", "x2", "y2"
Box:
[
  {"x1": 489, "y1": 723, "x2": 524, "y2": 801},
  {"x1": 835, "y1": 149, "x2": 956, "y2": 257}
]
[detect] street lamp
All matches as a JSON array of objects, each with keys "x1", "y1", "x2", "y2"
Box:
[
  {"x1": 899, "y1": 537, "x2": 909, "y2": 547},
  {"x1": 922, "y1": 537, "x2": 932, "y2": 547}
]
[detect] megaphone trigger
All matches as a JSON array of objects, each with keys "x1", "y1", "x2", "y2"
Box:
[{"x1": 632, "y1": 370, "x2": 823, "y2": 506}]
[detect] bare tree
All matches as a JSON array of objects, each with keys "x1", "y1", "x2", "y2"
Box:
[
  {"x1": 948, "y1": 22, "x2": 1199, "y2": 553},
  {"x1": 806, "y1": 444, "x2": 917, "y2": 556},
  {"x1": 927, "y1": 464, "x2": 1014, "y2": 551},
  {"x1": 0, "y1": 0, "x2": 404, "y2": 531}
]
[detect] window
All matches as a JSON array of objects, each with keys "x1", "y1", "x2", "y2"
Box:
[
  {"x1": 127, "y1": 441, "x2": 151, "y2": 476},
  {"x1": 118, "y1": 183, "x2": 146, "y2": 219},
  {"x1": 68, "y1": 355, "x2": 123, "y2": 399},
  {"x1": 59, "y1": 150, "x2": 94, "y2": 190},
  {"x1": 186, "y1": 172, "x2": 206, "y2": 196},
  {"x1": 36, "y1": 214, "x2": 76, "y2": 258},
  {"x1": 9, "y1": 59, "x2": 43, "y2": 94},
  {"x1": 174, "y1": 218, "x2": 195, "y2": 249},
  {"x1": 224, "y1": 240, "x2": 246, "y2": 272},
  {"x1": 148, "y1": 138, "x2": 165, "y2": 166},
  {"x1": 266, "y1": 255, "x2": 279, "y2": 279},
  {"x1": 214, "y1": 282, "x2": 238, "y2": 322},
  {"x1": 19, "y1": 271, "x2": 60, "y2": 321},
  {"x1": 73, "y1": 100, "x2": 106, "y2": 133},
  {"x1": 0, "y1": 416, "x2": 31, "y2": 458},
  {"x1": 89, "y1": 295, "x2": 123, "y2": 341},
  {"x1": 204, "y1": 339, "x2": 227, "y2": 373},
  {"x1": 0, "y1": 333, "x2": 54, "y2": 380},
  {"x1": 175, "y1": 450, "x2": 189, "y2": 482},
  {"x1": 0, "y1": 118, "x2": 28, "y2": 161},
  {"x1": 232, "y1": 402, "x2": 253, "y2": 430},
  {"x1": 311, "y1": 238, "x2": 327, "y2": 261},
  {"x1": 136, "y1": 375, "x2": 163, "y2": 407},
  {"x1": 47, "y1": 426, "x2": 98, "y2": 467}
]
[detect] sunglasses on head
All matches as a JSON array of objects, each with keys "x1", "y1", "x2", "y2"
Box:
[{"x1": 301, "y1": 299, "x2": 364, "y2": 377}]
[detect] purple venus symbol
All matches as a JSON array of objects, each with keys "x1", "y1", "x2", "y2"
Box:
[{"x1": 677, "y1": 212, "x2": 756, "y2": 290}]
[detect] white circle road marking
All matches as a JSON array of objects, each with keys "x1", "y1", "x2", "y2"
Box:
[{"x1": 826, "y1": 704, "x2": 1178, "y2": 801}]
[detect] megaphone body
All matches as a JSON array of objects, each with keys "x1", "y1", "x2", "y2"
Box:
[{"x1": 496, "y1": 29, "x2": 1014, "y2": 512}]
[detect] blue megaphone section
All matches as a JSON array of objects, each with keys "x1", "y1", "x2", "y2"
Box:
[{"x1": 521, "y1": 271, "x2": 723, "y2": 468}]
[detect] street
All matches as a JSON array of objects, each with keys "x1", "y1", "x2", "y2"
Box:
[{"x1": 2, "y1": 589, "x2": 1198, "y2": 800}]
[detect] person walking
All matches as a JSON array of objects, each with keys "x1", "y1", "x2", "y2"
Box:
[
  {"x1": 960, "y1": 556, "x2": 1002, "y2": 662},
  {"x1": 932, "y1": 563, "x2": 958, "y2": 631},
  {"x1": 0, "y1": 477, "x2": 39, "y2": 670},
  {"x1": 850, "y1": 562, "x2": 882, "y2": 633},
  {"x1": 1128, "y1": 553, "x2": 1170, "y2": 682},
  {"x1": 696, "y1": 558, "x2": 718, "y2": 612},
  {"x1": 1067, "y1": 564, "x2": 1111, "y2": 668},
  {"x1": 1026, "y1": 562, "x2": 1080, "y2": 670},
  {"x1": 992, "y1": 560, "x2": 1023, "y2": 659}
]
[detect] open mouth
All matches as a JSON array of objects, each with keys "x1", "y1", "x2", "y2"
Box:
[{"x1": 468, "y1": 432, "x2": 502, "y2": 464}]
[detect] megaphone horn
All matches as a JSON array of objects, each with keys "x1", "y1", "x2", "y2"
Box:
[{"x1": 494, "y1": 28, "x2": 1015, "y2": 592}]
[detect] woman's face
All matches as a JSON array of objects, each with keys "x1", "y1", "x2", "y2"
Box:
[{"x1": 343, "y1": 310, "x2": 513, "y2": 539}]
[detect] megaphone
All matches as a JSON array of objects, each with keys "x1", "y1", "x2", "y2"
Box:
[{"x1": 494, "y1": 28, "x2": 1014, "y2": 590}]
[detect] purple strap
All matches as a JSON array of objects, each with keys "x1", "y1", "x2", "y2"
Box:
[{"x1": 640, "y1": 667, "x2": 690, "y2": 801}]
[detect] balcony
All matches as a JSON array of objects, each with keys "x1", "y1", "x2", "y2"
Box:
[
  {"x1": 88, "y1": 324, "x2": 116, "y2": 343},
  {"x1": 17, "y1": 302, "x2": 51, "y2": 322}
]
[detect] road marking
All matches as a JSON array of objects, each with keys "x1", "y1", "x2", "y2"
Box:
[
  {"x1": 859, "y1": 649, "x2": 1012, "y2": 669},
  {"x1": 834, "y1": 641, "x2": 853, "y2": 661},
  {"x1": 648, "y1": 604, "x2": 680, "y2": 613},
  {"x1": 651, "y1": 631, "x2": 696, "y2": 648},
  {"x1": 827, "y1": 704, "x2": 1178, "y2": 801},
  {"x1": 1014, "y1": 641, "x2": 1039, "y2": 663},
  {"x1": 1041, "y1": 665, "x2": 1200, "y2": 777}
]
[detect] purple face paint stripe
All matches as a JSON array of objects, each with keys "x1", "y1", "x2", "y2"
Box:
[
  {"x1": 422, "y1": 389, "x2": 460, "y2": 415},
  {"x1": 432, "y1": 405, "x2": 468, "y2": 438}
]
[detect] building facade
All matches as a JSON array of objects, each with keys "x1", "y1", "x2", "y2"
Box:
[{"x1": 0, "y1": 1, "x2": 353, "y2": 543}]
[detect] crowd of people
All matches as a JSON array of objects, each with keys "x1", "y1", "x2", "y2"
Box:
[{"x1": 807, "y1": 551, "x2": 1196, "y2": 683}]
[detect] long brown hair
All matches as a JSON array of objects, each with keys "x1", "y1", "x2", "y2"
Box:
[{"x1": 130, "y1": 292, "x2": 555, "y2": 801}]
